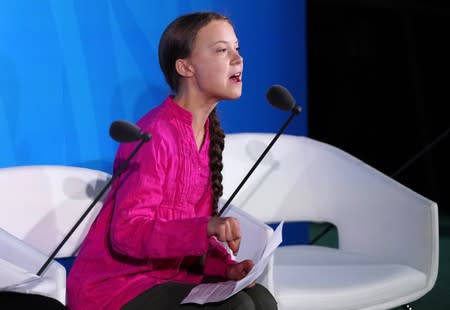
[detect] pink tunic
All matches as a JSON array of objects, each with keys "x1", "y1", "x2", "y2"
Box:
[{"x1": 67, "y1": 96, "x2": 234, "y2": 310}]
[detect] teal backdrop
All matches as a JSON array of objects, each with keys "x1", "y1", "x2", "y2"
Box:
[{"x1": 0, "y1": 1, "x2": 307, "y2": 244}]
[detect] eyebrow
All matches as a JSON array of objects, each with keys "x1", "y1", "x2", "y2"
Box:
[{"x1": 209, "y1": 40, "x2": 239, "y2": 47}]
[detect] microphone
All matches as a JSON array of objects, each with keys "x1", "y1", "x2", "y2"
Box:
[
  {"x1": 37, "y1": 120, "x2": 151, "y2": 276},
  {"x1": 110, "y1": 120, "x2": 151, "y2": 143},
  {"x1": 218, "y1": 85, "x2": 302, "y2": 216},
  {"x1": 266, "y1": 84, "x2": 302, "y2": 114}
]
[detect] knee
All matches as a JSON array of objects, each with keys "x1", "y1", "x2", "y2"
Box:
[
  {"x1": 231, "y1": 292, "x2": 256, "y2": 310},
  {"x1": 245, "y1": 284, "x2": 278, "y2": 310}
]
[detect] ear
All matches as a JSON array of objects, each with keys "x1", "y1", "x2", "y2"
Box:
[{"x1": 175, "y1": 59, "x2": 195, "y2": 77}]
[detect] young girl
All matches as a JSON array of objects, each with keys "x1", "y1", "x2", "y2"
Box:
[{"x1": 67, "y1": 12, "x2": 277, "y2": 310}]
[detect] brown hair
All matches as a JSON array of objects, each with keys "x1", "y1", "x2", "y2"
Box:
[{"x1": 158, "y1": 12, "x2": 230, "y2": 215}]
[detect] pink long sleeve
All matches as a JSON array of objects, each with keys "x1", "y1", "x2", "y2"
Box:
[
  {"x1": 109, "y1": 131, "x2": 210, "y2": 259},
  {"x1": 203, "y1": 238, "x2": 236, "y2": 278},
  {"x1": 67, "y1": 97, "x2": 236, "y2": 310}
]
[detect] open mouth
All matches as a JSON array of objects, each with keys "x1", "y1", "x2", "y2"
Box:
[{"x1": 229, "y1": 72, "x2": 242, "y2": 83}]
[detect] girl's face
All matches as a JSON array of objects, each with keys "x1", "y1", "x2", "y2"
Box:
[{"x1": 185, "y1": 20, "x2": 243, "y2": 102}]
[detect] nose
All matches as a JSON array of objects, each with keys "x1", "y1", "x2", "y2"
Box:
[{"x1": 231, "y1": 50, "x2": 243, "y2": 65}]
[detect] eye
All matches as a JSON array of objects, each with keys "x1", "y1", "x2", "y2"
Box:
[{"x1": 216, "y1": 48, "x2": 227, "y2": 53}]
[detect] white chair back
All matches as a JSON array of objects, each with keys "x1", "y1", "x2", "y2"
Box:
[
  {"x1": 222, "y1": 133, "x2": 439, "y2": 309},
  {"x1": 0, "y1": 165, "x2": 111, "y2": 257}
]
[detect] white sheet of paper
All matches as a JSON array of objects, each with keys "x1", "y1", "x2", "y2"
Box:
[
  {"x1": 0, "y1": 258, "x2": 39, "y2": 290},
  {"x1": 181, "y1": 221, "x2": 284, "y2": 304}
]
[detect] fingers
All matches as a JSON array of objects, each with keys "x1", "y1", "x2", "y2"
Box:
[
  {"x1": 236, "y1": 260, "x2": 253, "y2": 278},
  {"x1": 227, "y1": 260, "x2": 254, "y2": 281},
  {"x1": 227, "y1": 239, "x2": 241, "y2": 255},
  {"x1": 241, "y1": 259, "x2": 254, "y2": 274},
  {"x1": 208, "y1": 217, "x2": 241, "y2": 253},
  {"x1": 247, "y1": 281, "x2": 256, "y2": 288}
]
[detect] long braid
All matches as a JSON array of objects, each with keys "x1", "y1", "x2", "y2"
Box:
[
  {"x1": 158, "y1": 12, "x2": 230, "y2": 216},
  {"x1": 208, "y1": 108, "x2": 225, "y2": 216}
]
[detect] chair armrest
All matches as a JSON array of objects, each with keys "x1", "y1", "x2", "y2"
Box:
[
  {"x1": 300, "y1": 157, "x2": 439, "y2": 283},
  {"x1": 0, "y1": 228, "x2": 66, "y2": 304}
]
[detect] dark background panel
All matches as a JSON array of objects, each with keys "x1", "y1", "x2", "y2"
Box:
[{"x1": 307, "y1": 0, "x2": 449, "y2": 214}]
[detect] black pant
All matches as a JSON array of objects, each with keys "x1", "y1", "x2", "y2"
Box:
[
  {"x1": 122, "y1": 283, "x2": 278, "y2": 310},
  {"x1": 0, "y1": 292, "x2": 67, "y2": 309}
]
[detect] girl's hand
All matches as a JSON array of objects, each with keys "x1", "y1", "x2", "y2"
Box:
[
  {"x1": 226, "y1": 259, "x2": 254, "y2": 281},
  {"x1": 208, "y1": 216, "x2": 241, "y2": 255}
]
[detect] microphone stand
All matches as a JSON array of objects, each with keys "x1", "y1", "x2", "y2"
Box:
[
  {"x1": 37, "y1": 135, "x2": 150, "y2": 276},
  {"x1": 218, "y1": 106, "x2": 301, "y2": 216}
]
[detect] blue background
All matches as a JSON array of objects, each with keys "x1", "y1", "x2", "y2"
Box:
[
  {"x1": 0, "y1": 0, "x2": 307, "y2": 171},
  {"x1": 0, "y1": 1, "x2": 308, "y2": 246}
]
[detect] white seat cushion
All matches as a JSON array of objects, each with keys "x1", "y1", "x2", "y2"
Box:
[{"x1": 274, "y1": 246, "x2": 426, "y2": 310}]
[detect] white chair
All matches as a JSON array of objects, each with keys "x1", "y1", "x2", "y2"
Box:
[
  {"x1": 0, "y1": 165, "x2": 111, "y2": 304},
  {"x1": 221, "y1": 133, "x2": 439, "y2": 310}
]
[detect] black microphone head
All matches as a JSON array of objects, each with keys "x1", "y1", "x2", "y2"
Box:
[
  {"x1": 109, "y1": 120, "x2": 144, "y2": 143},
  {"x1": 266, "y1": 84, "x2": 298, "y2": 112}
]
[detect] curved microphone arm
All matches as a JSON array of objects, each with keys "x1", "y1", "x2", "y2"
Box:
[
  {"x1": 37, "y1": 126, "x2": 150, "y2": 276},
  {"x1": 218, "y1": 105, "x2": 301, "y2": 217}
]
